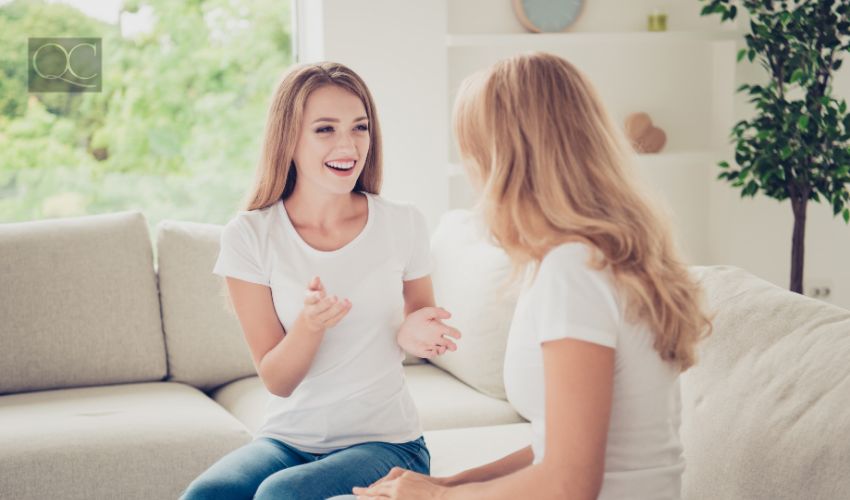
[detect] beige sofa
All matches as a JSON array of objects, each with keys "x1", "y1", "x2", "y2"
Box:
[{"x1": 1, "y1": 210, "x2": 848, "y2": 500}]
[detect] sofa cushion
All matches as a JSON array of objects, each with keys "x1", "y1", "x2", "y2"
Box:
[
  {"x1": 0, "y1": 382, "x2": 252, "y2": 500},
  {"x1": 403, "y1": 351, "x2": 427, "y2": 366},
  {"x1": 0, "y1": 211, "x2": 166, "y2": 395},
  {"x1": 156, "y1": 220, "x2": 257, "y2": 392},
  {"x1": 428, "y1": 210, "x2": 520, "y2": 400},
  {"x1": 212, "y1": 364, "x2": 525, "y2": 434},
  {"x1": 424, "y1": 423, "x2": 532, "y2": 477},
  {"x1": 211, "y1": 375, "x2": 269, "y2": 434},
  {"x1": 682, "y1": 265, "x2": 850, "y2": 500},
  {"x1": 405, "y1": 364, "x2": 525, "y2": 430}
]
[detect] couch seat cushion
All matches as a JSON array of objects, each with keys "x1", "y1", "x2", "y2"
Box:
[
  {"x1": 0, "y1": 382, "x2": 252, "y2": 500},
  {"x1": 212, "y1": 364, "x2": 525, "y2": 434},
  {"x1": 211, "y1": 375, "x2": 270, "y2": 434},
  {"x1": 424, "y1": 423, "x2": 532, "y2": 477},
  {"x1": 405, "y1": 364, "x2": 525, "y2": 430}
]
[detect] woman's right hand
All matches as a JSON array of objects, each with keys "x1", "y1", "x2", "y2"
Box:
[
  {"x1": 299, "y1": 276, "x2": 351, "y2": 334},
  {"x1": 364, "y1": 467, "x2": 455, "y2": 489}
]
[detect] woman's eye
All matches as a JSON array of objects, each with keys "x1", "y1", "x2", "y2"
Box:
[
  {"x1": 356, "y1": 124, "x2": 369, "y2": 132},
  {"x1": 316, "y1": 126, "x2": 333, "y2": 133}
]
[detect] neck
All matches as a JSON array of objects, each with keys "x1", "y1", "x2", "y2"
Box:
[{"x1": 284, "y1": 185, "x2": 362, "y2": 229}]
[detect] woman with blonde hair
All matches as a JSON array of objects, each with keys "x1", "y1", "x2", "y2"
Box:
[
  {"x1": 181, "y1": 61, "x2": 461, "y2": 500},
  {"x1": 353, "y1": 52, "x2": 712, "y2": 500}
]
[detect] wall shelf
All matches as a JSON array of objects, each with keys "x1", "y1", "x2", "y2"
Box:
[
  {"x1": 449, "y1": 151, "x2": 723, "y2": 179},
  {"x1": 635, "y1": 151, "x2": 722, "y2": 168},
  {"x1": 447, "y1": 30, "x2": 741, "y2": 48}
]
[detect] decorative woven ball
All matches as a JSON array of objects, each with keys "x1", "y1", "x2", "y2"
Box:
[{"x1": 624, "y1": 112, "x2": 666, "y2": 154}]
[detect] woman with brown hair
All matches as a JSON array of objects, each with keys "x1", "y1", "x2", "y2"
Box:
[
  {"x1": 353, "y1": 52, "x2": 712, "y2": 500},
  {"x1": 181, "y1": 61, "x2": 460, "y2": 500}
]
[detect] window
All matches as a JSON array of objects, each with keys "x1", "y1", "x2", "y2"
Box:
[{"x1": 0, "y1": 0, "x2": 293, "y2": 232}]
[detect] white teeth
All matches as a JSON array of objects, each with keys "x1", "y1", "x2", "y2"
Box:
[{"x1": 326, "y1": 160, "x2": 355, "y2": 170}]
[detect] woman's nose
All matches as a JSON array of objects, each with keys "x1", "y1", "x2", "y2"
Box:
[{"x1": 335, "y1": 131, "x2": 357, "y2": 151}]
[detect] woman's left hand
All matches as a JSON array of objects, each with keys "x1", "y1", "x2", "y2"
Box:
[
  {"x1": 396, "y1": 306, "x2": 461, "y2": 359},
  {"x1": 352, "y1": 467, "x2": 449, "y2": 499}
]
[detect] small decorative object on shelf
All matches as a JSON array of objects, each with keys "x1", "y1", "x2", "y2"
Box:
[
  {"x1": 512, "y1": 0, "x2": 583, "y2": 33},
  {"x1": 624, "y1": 112, "x2": 667, "y2": 154},
  {"x1": 648, "y1": 9, "x2": 668, "y2": 32}
]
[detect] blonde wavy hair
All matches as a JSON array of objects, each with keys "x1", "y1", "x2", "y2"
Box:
[
  {"x1": 220, "y1": 62, "x2": 383, "y2": 314},
  {"x1": 452, "y1": 52, "x2": 712, "y2": 371}
]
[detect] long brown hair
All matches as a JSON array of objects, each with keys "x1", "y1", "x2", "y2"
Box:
[
  {"x1": 240, "y1": 61, "x2": 383, "y2": 211},
  {"x1": 453, "y1": 52, "x2": 712, "y2": 371},
  {"x1": 219, "y1": 62, "x2": 383, "y2": 315}
]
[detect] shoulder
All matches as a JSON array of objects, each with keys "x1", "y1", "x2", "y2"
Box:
[
  {"x1": 365, "y1": 192, "x2": 426, "y2": 226},
  {"x1": 539, "y1": 242, "x2": 604, "y2": 277},
  {"x1": 365, "y1": 192, "x2": 417, "y2": 214},
  {"x1": 222, "y1": 202, "x2": 278, "y2": 243},
  {"x1": 534, "y1": 242, "x2": 622, "y2": 312},
  {"x1": 529, "y1": 242, "x2": 623, "y2": 347}
]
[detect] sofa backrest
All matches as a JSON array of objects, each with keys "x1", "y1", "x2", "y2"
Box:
[
  {"x1": 0, "y1": 211, "x2": 166, "y2": 395},
  {"x1": 683, "y1": 265, "x2": 850, "y2": 500},
  {"x1": 155, "y1": 220, "x2": 256, "y2": 393},
  {"x1": 429, "y1": 210, "x2": 518, "y2": 400}
]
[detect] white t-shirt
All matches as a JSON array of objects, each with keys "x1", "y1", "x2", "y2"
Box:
[
  {"x1": 212, "y1": 192, "x2": 430, "y2": 453},
  {"x1": 504, "y1": 243, "x2": 684, "y2": 500}
]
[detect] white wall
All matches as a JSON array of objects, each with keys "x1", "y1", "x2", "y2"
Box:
[
  {"x1": 295, "y1": 0, "x2": 448, "y2": 231},
  {"x1": 447, "y1": 0, "x2": 731, "y2": 34},
  {"x1": 444, "y1": 0, "x2": 738, "y2": 267},
  {"x1": 301, "y1": 0, "x2": 850, "y2": 309}
]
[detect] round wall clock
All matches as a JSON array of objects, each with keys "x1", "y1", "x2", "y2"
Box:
[{"x1": 512, "y1": 0, "x2": 584, "y2": 33}]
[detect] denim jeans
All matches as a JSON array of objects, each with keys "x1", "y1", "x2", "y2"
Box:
[{"x1": 179, "y1": 435, "x2": 429, "y2": 500}]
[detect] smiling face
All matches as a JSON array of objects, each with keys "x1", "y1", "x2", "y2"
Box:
[{"x1": 292, "y1": 84, "x2": 371, "y2": 196}]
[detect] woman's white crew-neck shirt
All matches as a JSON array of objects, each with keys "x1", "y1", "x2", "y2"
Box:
[
  {"x1": 212, "y1": 192, "x2": 430, "y2": 453},
  {"x1": 504, "y1": 242, "x2": 685, "y2": 500}
]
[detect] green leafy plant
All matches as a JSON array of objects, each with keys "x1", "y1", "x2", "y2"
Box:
[{"x1": 700, "y1": 0, "x2": 850, "y2": 294}]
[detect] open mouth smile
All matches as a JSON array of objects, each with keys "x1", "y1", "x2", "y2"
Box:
[{"x1": 325, "y1": 160, "x2": 357, "y2": 176}]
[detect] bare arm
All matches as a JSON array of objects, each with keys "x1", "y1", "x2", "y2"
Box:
[
  {"x1": 355, "y1": 337, "x2": 614, "y2": 499},
  {"x1": 403, "y1": 275, "x2": 435, "y2": 316},
  {"x1": 443, "y1": 445, "x2": 534, "y2": 486},
  {"x1": 224, "y1": 275, "x2": 349, "y2": 397},
  {"x1": 443, "y1": 338, "x2": 614, "y2": 499}
]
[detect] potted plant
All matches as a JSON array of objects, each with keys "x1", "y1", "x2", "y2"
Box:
[{"x1": 700, "y1": 0, "x2": 850, "y2": 293}]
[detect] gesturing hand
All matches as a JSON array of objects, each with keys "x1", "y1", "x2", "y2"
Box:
[
  {"x1": 397, "y1": 306, "x2": 462, "y2": 359},
  {"x1": 300, "y1": 276, "x2": 351, "y2": 334}
]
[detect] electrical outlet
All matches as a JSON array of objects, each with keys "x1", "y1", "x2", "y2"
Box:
[{"x1": 804, "y1": 280, "x2": 833, "y2": 300}]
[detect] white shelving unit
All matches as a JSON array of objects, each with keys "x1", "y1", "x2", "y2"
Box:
[
  {"x1": 450, "y1": 151, "x2": 719, "y2": 179},
  {"x1": 447, "y1": 30, "x2": 740, "y2": 47},
  {"x1": 444, "y1": 0, "x2": 742, "y2": 264}
]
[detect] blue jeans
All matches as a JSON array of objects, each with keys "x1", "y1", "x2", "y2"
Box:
[{"x1": 180, "y1": 435, "x2": 429, "y2": 500}]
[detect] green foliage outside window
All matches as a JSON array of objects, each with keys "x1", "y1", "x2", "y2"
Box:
[{"x1": 0, "y1": 0, "x2": 292, "y2": 236}]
